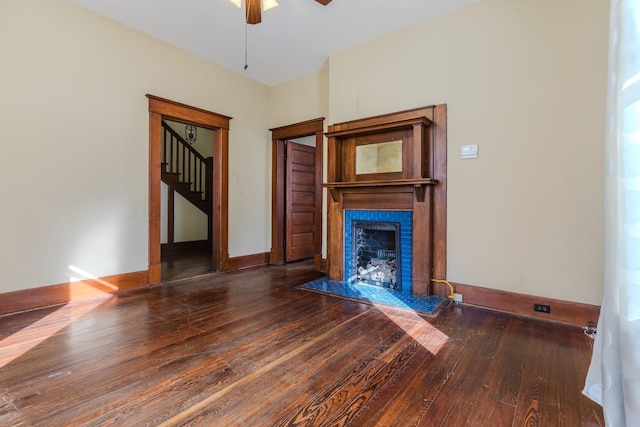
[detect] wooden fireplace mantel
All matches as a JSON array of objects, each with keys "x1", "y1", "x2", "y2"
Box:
[
  {"x1": 323, "y1": 178, "x2": 438, "y2": 203},
  {"x1": 324, "y1": 105, "x2": 447, "y2": 296}
]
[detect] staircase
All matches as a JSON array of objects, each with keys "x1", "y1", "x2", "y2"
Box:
[{"x1": 161, "y1": 121, "x2": 212, "y2": 216}]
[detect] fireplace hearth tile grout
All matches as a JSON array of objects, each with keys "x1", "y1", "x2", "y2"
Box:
[{"x1": 297, "y1": 278, "x2": 447, "y2": 316}]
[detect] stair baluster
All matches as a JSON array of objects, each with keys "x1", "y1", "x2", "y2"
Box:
[{"x1": 160, "y1": 121, "x2": 212, "y2": 216}]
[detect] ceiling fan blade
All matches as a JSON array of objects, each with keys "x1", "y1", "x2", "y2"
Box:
[
  {"x1": 315, "y1": 0, "x2": 332, "y2": 5},
  {"x1": 246, "y1": 0, "x2": 262, "y2": 24}
]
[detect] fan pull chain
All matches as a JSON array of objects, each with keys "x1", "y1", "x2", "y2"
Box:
[{"x1": 244, "y1": 21, "x2": 249, "y2": 70}]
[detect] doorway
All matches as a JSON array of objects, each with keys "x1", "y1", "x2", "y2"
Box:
[
  {"x1": 270, "y1": 118, "x2": 324, "y2": 270},
  {"x1": 160, "y1": 120, "x2": 214, "y2": 280},
  {"x1": 147, "y1": 95, "x2": 231, "y2": 284}
]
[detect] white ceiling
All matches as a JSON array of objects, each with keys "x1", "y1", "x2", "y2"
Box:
[{"x1": 67, "y1": 0, "x2": 480, "y2": 87}]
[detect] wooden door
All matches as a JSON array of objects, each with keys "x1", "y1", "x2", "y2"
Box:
[{"x1": 285, "y1": 141, "x2": 316, "y2": 262}]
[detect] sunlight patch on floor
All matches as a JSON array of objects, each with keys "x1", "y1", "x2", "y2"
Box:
[
  {"x1": 372, "y1": 300, "x2": 449, "y2": 356},
  {"x1": 0, "y1": 265, "x2": 116, "y2": 368},
  {"x1": 0, "y1": 297, "x2": 110, "y2": 368},
  {"x1": 298, "y1": 278, "x2": 450, "y2": 355}
]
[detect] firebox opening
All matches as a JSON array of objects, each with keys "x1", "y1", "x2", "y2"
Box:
[{"x1": 352, "y1": 220, "x2": 402, "y2": 291}]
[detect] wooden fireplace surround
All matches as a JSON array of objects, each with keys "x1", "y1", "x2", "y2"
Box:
[{"x1": 324, "y1": 105, "x2": 447, "y2": 296}]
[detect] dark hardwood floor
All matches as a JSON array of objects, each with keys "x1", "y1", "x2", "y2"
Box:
[
  {"x1": 161, "y1": 249, "x2": 215, "y2": 282},
  {"x1": 0, "y1": 260, "x2": 603, "y2": 426}
]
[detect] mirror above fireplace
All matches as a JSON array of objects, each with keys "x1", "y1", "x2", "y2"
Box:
[{"x1": 355, "y1": 140, "x2": 403, "y2": 175}]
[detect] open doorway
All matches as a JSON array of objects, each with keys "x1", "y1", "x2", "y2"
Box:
[
  {"x1": 270, "y1": 118, "x2": 324, "y2": 270},
  {"x1": 147, "y1": 95, "x2": 231, "y2": 284},
  {"x1": 160, "y1": 120, "x2": 214, "y2": 281}
]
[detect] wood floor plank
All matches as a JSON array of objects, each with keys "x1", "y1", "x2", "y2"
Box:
[
  {"x1": 349, "y1": 307, "x2": 482, "y2": 427},
  {"x1": 275, "y1": 318, "x2": 429, "y2": 426},
  {"x1": 432, "y1": 312, "x2": 509, "y2": 426},
  {"x1": 463, "y1": 317, "x2": 522, "y2": 427},
  {"x1": 0, "y1": 260, "x2": 604, "y2": 426},
  {"x1": 495, "y1": 316, "x2": 530, "y2": 407},
  {"x1": 155, "y1": 311, "x2": 378, "y2": 426},
  {"x1": 182, "y1": 310, "x2": 405, "y2": 426},
  {"x1": 512, "y1": 318, "x2": 552, "y2": 426},
  {"x1": 81, "y1": 302, "x2": 375, "y2": 425},
  {"x1": 322, "y1": 326, "x2": 432, "y2": 426}
]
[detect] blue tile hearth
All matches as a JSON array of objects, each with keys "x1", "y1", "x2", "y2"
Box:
[{"x1": 298, "y1": 278, "x2": 447, "y2": 316}]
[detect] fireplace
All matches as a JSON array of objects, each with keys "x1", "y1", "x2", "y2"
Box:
[
  {"x1": 345, "y1": 210, "x2": 413, "y2": 294},
  {"x1": 324, "y1": 105, "x2": 447, "y2": 297},
  {"x1": 352, "y1": 221, "x2": 400, "y2": 289}
]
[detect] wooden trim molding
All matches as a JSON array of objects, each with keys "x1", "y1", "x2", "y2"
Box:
[
  {"x1": 0, "y1": 271, "x2": 149, "y2": 316},
  {"x1": 147, "y1": 95, "x2": 232, "y2": 129},
  {"x1": 269, "y1": 118, "x2": 325, "y2": 270},
  {"x1": 431, "y1": 281, "x2": 601, "y2": 327},
  {"x1": 270, "y1": 118, "x2": 324, "y2": 140},
  {"x1": 327, "y1": 105, "x2": 436, "y2": 134},
  {"x1": 147, "y1": 95, "x2": 231, "y2": 282},
  {"x1": 228, "y1": 252, "x2": 270, "y2": 271},
  {"x1": 324, "y1": 105, "x2": 447, "y2": 295}
]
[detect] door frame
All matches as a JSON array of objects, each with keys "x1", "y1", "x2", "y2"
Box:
[
  {"x1": 147, "y1": 95, "x2": 231, "y2": 284},
  {"x1": 270, "y1": 118, "x2": 324, "y2": 269}
]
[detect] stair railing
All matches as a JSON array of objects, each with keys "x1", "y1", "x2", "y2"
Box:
[{"x1": 161, "y1": 121, "x2": 211, "y2": 205}]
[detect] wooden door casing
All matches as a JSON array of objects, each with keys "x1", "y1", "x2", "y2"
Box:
[
  {"x1": 269, "y1": 118, "x2": 324, "y2": 269},
  {"x1": 147, "y1": 95, "x2": 231, "y2": 283}
]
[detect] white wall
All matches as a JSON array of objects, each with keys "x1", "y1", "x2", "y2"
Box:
[
  {"x1": 329, "y1": 0, "x2": 609, "y2": 305},
  {"x1": 0, "y1": 0, "x2": 271, "y2": 292}
]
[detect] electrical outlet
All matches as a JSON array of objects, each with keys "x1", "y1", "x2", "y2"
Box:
[
  {"x1": 453, "y1": 293, "x2": 463, "y2": 303},
  {"x1": 534, "y1": 303, "x2": 551, "y2": 313}
]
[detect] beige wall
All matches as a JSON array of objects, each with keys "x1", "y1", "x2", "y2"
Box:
[
  {"x1": 270, "y1": 68, "x2": 331, "y2": 256},
  {"x1": 160, "y1": 184, "x2": 208, "y2": 244},
  {"x1": 329, "y1": 0, "x2": 608, "y2": 305},
  {"x1": 270, "y1": 68, "x2": 330, "y2": 128},
  {"x1": 0, "y1": 0, "x2": 271, "y2": 292},
  {"x1": 0, "y1": 0, "x2": 608, "y2": 308}
]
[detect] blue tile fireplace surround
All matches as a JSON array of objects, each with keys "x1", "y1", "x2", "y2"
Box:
[
  {"x1": 299, "y1": 208, "x2": 447, "y2": 316},
  {"x1": 344, "y1": 210, "x2": 413, "y2": 295}
]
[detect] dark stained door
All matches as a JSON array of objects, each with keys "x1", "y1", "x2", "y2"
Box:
[{"x1": 285, "y1": 141, "x2": 316, "y2": 262}]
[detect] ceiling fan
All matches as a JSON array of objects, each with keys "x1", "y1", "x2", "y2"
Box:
[{"x1": 231, "y1": 0, "x2": 332, "y2": 25}]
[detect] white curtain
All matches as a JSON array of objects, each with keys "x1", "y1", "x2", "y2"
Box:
[{"x1": 583, "y1": 0, "x2": 640, "y2": 425}]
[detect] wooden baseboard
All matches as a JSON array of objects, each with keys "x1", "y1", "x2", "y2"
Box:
[
  {"x1": 228, "y1": 252, "x2": 270, "y2": 271},
  {"x1": 315, "y1": 255, "x2": 327, "y2": 272},
  {"x1": 431, "y1": 281, "x2": 600, "y2": 327},
  {"x1": 0, "y1": 270, "x2": 149, "y2": 316},
  {"x1": 148, "y1": 263, "x2": 162, "y2": 285}
]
